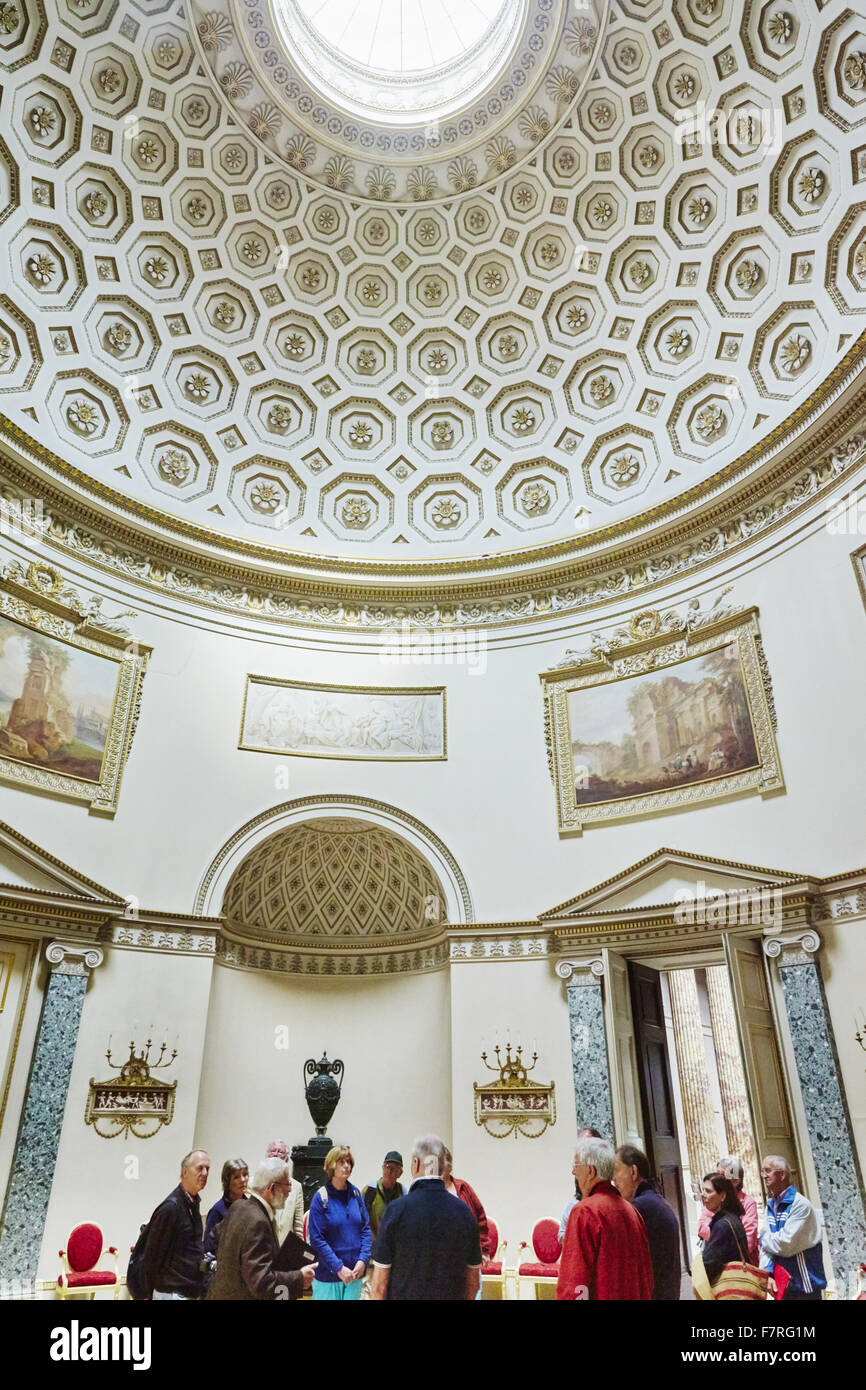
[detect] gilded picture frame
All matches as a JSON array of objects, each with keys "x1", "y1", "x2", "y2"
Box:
[
  {"x1": 0, "y1": 559, "x2": 150, "y2": 815},
  {"x1": 852, "y1": 537, "x2": 866, "y2": 615},
  {"x1": 540, "y1": 604, "x2": 783, "y2": 836},
  {"x1": 239, "y1": 676, "x2": 447, "y2": 761}
]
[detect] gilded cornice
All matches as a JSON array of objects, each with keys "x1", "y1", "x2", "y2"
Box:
[
  {"x1": 0, "y1": 820, "x2": 125, "y2": 903},
  {"x1": 2, "y1": 330, "x2": 866, "y2": 631},
  {"x1": 539, "y1": 846, "x2": 806, "y2": 919}
]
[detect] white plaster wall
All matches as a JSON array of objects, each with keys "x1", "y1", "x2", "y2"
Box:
[
  {"x1": 0, "y1": 510, "x2": 863, "y2": 926},
  {"x1": 449, "y1": 958, "x2": 578, "y2": 1260},
  {"x1": 0, "y1": 488, "x2": 863, "y2": 1276},
  {"x1": 193, "y1": 961, "x2": 452, "y2": 1205},
  {"x1": 37, "y1": 945, "x2": 214, "y2": 1282}
]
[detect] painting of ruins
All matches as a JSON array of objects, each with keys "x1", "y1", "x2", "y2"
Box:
[
  {"x1": 240, "y1": 677, "x2": 446, "y2": 760},
  {"x1": 541, "y1": 610, "x2": 783, "y2": 834},
  {"x1": 566, "y1": 645, "x2": 759, "y2": 806},
  {"x1": 0, "y1": 614, "x2": 119, "y2": 783}
]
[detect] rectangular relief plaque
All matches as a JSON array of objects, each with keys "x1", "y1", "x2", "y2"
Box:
[{"x1": 240, "y1": 676, "x2": 447, "y2": 761}]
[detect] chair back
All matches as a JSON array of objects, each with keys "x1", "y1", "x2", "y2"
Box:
[
  {"x1": 532, "y1": 1218, "x2": 560, "y2": 1265},
  {"x1": 486, "y1": 1219, "x2": 499, "y2": 1260},
  {"x1": 67, "y1": 1223, "x2": 102, "y2": 1273}
]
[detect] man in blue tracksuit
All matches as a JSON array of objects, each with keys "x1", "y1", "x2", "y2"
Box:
[{"x1": 759, "y1": 1155, "x2": 827, "y2": 1301}]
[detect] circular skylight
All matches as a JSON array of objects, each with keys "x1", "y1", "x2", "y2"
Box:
[
  {"x1": 293, "y1": 0, "x2": 508, "y2": 75},
  {"x1": 279, "y1": 0, "x2": 524, "y2": 123}
]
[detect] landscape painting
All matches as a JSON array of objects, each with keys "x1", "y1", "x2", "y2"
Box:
[
  {"x1": 566, "y1": 644, "x2": 759, "y2": 807},
  {"x1": 0, "y1": 614, "x2": 119, "y2": 784},
  {"x1": 240, "y1": 678, "x2": 446, "y2": 761}
]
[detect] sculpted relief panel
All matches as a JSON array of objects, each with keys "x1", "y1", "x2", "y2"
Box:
[{"x1": 239, "y1": 677, "x2": 446, "y2": 761}]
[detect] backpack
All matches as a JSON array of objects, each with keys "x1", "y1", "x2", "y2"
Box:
[
  {"x1": 126, "y1": 1192, "x2": 184, "y2": 1300},
  {"x1": 316, "y1": 1184, "x2": 368, "y2": 1226},
  {"x1": 126, "y1": 1221, "x2": 152, "y2": 1301}
]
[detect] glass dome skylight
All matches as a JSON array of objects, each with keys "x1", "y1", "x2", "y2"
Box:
[
  {"x1": 292, "y1": 0, "x2": 508, "y2": 75},
  {"x1": 279, "y1": 0, "x2": 524, "y2": 123}
]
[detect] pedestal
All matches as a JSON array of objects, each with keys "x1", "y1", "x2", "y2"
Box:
[{"x1": 291, "y1": 1137, "x2": 333, "y2": 1210}]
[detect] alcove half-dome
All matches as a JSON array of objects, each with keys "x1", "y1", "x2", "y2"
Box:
[{"x1": 221, "y1": 816, "x2": 447, "y2": 943}]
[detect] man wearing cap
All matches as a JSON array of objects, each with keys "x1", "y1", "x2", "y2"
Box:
[{"x1": 363, "y1": 1151, "x2": 405, "y2": 1237}]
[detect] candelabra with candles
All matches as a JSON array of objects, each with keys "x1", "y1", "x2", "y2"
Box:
[
  {"x1": 85, "y1": 1032, "x2": 178, "y2": 1139},
  {"x1": 480, "y1": 1041, "x2": 539, "y2": 1085},
  {"x1": 474, "y1": 1039, "x2": 555, "y2": 1140},
  {"x1": 105, "y1": 1035, "x2": 178, "y2": 1082}
]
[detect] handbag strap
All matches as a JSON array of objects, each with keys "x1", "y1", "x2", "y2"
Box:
[{"x1": 720, "y1": 1214, "x2": 748, "y2": 1264}]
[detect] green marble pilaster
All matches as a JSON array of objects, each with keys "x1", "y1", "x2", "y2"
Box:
[
  {"x1": 0, "y1": 942, "x2": 103, "y2": 1286},
  {"x1": 556, "y1": 957, "x2": 614, "y2": 1141},
  {"x1": 765, "y1": 931, "x2": 866, "y2": 1298}
]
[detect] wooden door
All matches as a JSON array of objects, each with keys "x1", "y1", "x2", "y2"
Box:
[
  {"x1": 602, "y1": 948, "x2": 644, "y2": 1150},
  {"x1": 723, "y1": 935, "x2": 799, "y2": 1182},
  {"x1": 629, "y1": 960, "x2": 689, "y2": 1266}
]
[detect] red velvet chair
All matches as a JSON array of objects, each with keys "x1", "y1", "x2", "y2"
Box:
[
  {"x1": 518, "y1": 1218, "x2": 560, "y2": 1299},
  {"x1": 480, "y1": 1217, "x2": 507, "y2": 1299},
  {"x1": 58, "y1": 1223, "x2": 119, "y2": 1299}
]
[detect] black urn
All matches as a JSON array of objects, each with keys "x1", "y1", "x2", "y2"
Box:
[{"x1": 303, "y1": 1053, "x2": 344, "y2": 1135}]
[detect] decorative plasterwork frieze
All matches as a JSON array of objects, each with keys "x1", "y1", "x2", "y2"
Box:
[
  {"x1": 217, "y1": 935, "x2": 449, "y2": 977},
  {"x1": 101, "y1": 924, "x2": 218, "y2": 956},
  {"x1": 449, "y1": 934, "x2": 548, "y2": 963},
  {"x1": 811, "y1": 881, "x2": 866, "y2": 925},
  {"x1": 1, "y1": 394, "x2": 866, "y2": 633}
]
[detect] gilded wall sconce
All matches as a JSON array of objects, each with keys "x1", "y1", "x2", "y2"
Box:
[
  {"x1": 474, "y1": 1043, "x2": 556, "y2": 1139},
  {"x1": 85, "y1": 1035, "x2": 177, "y2": 1139}
]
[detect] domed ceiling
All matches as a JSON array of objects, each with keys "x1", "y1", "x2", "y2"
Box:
[
  {"x1": 1, "y1": 0, "x2": 866, "y2": 568},
  {"x1": 222, "y1": 817, "x2": 445, "y2": 941}
]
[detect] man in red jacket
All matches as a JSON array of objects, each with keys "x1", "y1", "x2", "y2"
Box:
[
  {"x1": 441, "y1": 1145, "x2": 490, "y2": 1263},
  {"x1": 557, "y1": 1136, "x2": 653, "y2": 1301}
]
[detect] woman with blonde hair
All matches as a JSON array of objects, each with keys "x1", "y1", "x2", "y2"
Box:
[{"x1": 307, "y1": 1144, "x2": 371, "y2": 1301}]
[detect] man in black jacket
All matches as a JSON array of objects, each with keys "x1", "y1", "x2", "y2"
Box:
[
  {"x1": 614, "y1": 1145, "x2": 682, "y2": 1300},
  {"x1": 144, "y1": 1149, "x2": 210, "y2": 1300}
]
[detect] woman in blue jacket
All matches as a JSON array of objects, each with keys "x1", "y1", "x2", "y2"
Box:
[{"x1": 308, "y1": 1145, "x2": 372, "y2": 1301}]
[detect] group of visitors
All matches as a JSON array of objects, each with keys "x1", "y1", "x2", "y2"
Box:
[
  {"x1": 556, "y1": 1133, "x2": 827, "y2": 1302},
  {"x1": 136, "y1": 1127, "x2": 827, "y2": 1301},
  {"x1": 137, "y1": 1135, "x2": 488, "y2": 1301}
]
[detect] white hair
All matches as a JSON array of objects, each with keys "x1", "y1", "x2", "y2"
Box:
[
  {"x1": 574, "y1": 1136, "x2": 615, "y2": 1181},
  {"x1": 251, "y1": 1157, "x2": 289, "y2": 1192},
  {"x1": 412, "y1": 1134, "x2": 445, "y2": 1178},
  {"x1": 762, "y1": 1154, "x2": 791, "y2": 1175},
  {"x1": 719, "y1": 1156, "x2": 744, "y2": 1184}
]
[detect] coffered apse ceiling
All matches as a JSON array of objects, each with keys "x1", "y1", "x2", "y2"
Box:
[{"x1": 1, "y1": 0, "x2": 866, "y2": 573}]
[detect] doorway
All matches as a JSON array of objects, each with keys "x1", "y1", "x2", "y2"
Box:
[{"x1": 628, "y1": 955, "x2": 770, "y2": 1269}]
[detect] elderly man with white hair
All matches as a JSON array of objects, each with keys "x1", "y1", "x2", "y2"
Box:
[
  {"x1": 759, "y1": 1154, "x2": 826, "y2": 1301},
  {"x1": 207, "y1": 1158, "x2": 316, "y2": 1301},
  {"x1": 369, "y1": 1134, "x2": 482, "y2": 1300},
  {"x1": 556, "y1": 1135, "x2": 653, "y2": 1301}
]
